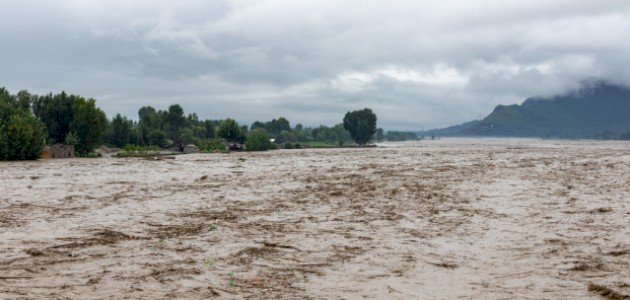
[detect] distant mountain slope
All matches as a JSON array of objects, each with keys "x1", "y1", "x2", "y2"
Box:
[
  {"x1": 418, "y1": 120, "x2": 480, "y2": 137},
  {"x1": 425, "y1": 81, "x2": 630, "y2": 139}
]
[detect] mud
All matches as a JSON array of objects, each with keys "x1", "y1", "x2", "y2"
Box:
[{"x1": 1, "y1": 139, "x2": 629, "y2": 299}]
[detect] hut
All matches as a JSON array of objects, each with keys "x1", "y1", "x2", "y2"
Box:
[
  {"x1": 183, "y1": 144, "x2": 200, "y2": 154},
  {"x1": 227, "y1": 142, "x2": 245, "y2": 151},
  {"x1": 43, "y1": 144, "x2": 75, "y2": 159}
]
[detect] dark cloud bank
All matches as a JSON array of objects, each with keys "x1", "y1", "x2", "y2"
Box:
[{"x1": 1, "y1": 0, "x2": 629, "y2": 130}]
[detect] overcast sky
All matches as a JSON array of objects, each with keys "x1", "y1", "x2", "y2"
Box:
[{"x1": 1, "y1": 0, "x2": 629, "y2": 130}]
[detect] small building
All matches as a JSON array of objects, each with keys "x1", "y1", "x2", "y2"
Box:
[
  {"x1": 227, "y1": 142, "x2": 245, "y2": 151},
  {"x1": 183, "y1": 144, "x2": 200, "y2": 154},
  {"x1": 42, "y1": 144, "x2": 75, "y2": 159}
]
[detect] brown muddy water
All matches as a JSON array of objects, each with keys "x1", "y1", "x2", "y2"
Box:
[{"x1": 1, "y1": 139, "x2": 629, "y2": 299}]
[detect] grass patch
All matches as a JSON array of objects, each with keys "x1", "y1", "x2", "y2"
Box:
[{"x1": 115, "y1": 145, "x2": 160, "y2": 158}]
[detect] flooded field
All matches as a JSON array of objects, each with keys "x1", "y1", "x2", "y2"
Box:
[{"x1": 1, "y1": 139, "x2": 629, "y2": 299}]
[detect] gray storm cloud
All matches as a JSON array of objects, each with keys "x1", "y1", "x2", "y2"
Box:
[{"x1": 1, "y1": 0, "x2": 629, "y2": 130}]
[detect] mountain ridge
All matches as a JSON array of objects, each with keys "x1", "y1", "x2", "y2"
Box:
[{"x1": 421, "y1": 81, "x2": 630, "y2": 139}]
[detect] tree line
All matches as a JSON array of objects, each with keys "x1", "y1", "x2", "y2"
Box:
[{"x1": 1, "y1": 88, "x2": 418, "y2": 160}]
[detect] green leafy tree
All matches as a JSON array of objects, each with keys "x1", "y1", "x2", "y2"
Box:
[
  {"x1": 147, "y1": 130, "x2": 167, "y2": 146},
  {"x1": 240, "y1": 125, "x2": 249, "y2": 137},
  {"x1": 31, "y1": 91, "x2": 77, "y2": 143},
  {"x1": 245, "y1": 129, "x2": 273, "y2": 151},
  {"x1": 218, "y1": 118, "x2": 244, "y2": 142},
  {"x1": 129, "y1": 126, "x2": 142, "y2": 145},
  {"x1": 16, "y1": 90, "x2": 34, "y2": 111},
  {"x1": 276, "y1": 117, "x2": 291, "y2": 133},
  {"x1": 166, "y1": 104, "x2": 186, "y2": 141},
  {"x1": 138, "y1": 106, "x2": 162, "y2": 145},
  {"x1": 109, "y1": 113, "x2": 133, "y2": 147},
  {"x1": 174, "y1": 127, "x2": 195, "y2": 150},
  {"x1": 278, "y1": 130, "x2": 297, "y2": 143},
  {"x1": 343, "y1": 108, "x2": 377, "y2": 145},
  {"x1": 250, "y1": 121, "x2": 265, "y2": 131},
  {"x1": 31, "y1": 91, "x2": 109, "y2": 153},
  {"x1": 203, "y1": 120, "x2": 216, "y2": 139},
  {"x1": 250, "y1": 117, "x2": 291, "y2": 138},
  {"x1": 70, "y1": 98, "x2": 108, "y2": 154},
  {"x1": 0, "y1": 88, "x2": 46, "y2": 160}
]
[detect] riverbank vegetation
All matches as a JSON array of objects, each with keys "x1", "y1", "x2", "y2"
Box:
[{"x1": 0, "y1": 87, "x2": 419, "y2": 160}]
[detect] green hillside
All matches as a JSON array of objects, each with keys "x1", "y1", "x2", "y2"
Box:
[{"x1": 426, "y1": 81, "x2": 630, "y2": 139}]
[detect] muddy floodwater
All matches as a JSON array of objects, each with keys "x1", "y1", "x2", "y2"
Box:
[{"x1": 1, "y1": 139, "x2": 629, "y2": 299}]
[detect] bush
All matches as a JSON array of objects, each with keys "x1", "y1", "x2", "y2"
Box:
[
  {"x1": 245, "y1": 129, "x2": 273, "y2": 151},
  {"x1": 0, "y1": 112, "x2": 47, "y2": 160},
  {"x1": 199, "y1": 138, "x2": 226, "y2": 152},
  {"x1": 280, "y1": 142, "x2": 303, "y2": 149}
]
